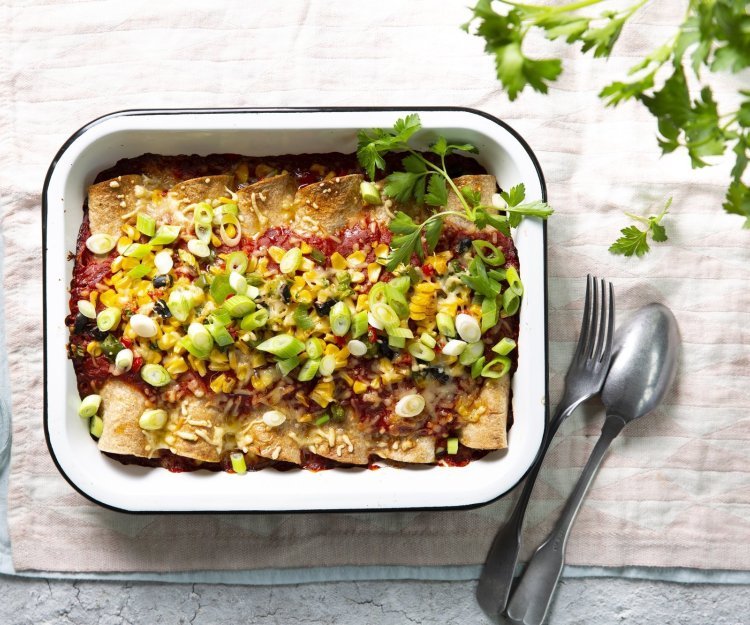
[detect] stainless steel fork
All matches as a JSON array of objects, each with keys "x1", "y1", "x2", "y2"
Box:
[{"x1": 476, "y1": 275, "x2": 615, "y2": 622}]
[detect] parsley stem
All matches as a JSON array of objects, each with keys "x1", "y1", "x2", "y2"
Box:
[{"x1": 406, "y1": 149, "x2": 473, "y2": 215}]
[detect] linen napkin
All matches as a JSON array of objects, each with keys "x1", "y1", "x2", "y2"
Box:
[{"x1": 1, "y1": 0, "x2": 748, "y2": 575}]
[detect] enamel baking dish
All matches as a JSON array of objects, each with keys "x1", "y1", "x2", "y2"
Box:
[{"x1": 43, "y1": 107, "x2": 548, "y2": 512}]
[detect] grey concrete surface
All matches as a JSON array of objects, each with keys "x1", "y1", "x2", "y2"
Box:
[{"x1": 0, "y1": 577, "x2": 748, "y2": 625}]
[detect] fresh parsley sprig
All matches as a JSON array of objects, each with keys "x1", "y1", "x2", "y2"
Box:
[
  {"x1": 357, "y1": 115, "x2": 553, "y2": 271},
  {"x1": 464, "y1": 0, "x2": 750, "y2": 246},
  {"x1": 609, "y1": 198, "x2": 671, "y2": 257}
]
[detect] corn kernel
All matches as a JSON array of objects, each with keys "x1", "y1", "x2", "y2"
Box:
[
  {"x1": 356, "y1": 293, "x2": 368, "y2": 311},
  {"x1": 157, "y1": 331, "x2": 180, "y2": 350},
  {"x1": 188, "y1": 355, "x2": 207, "y2": 377},
  {"x1": 296, "y1": 289, "x2": 313, "y2": 305},
  {"x1": 268, "y1": 246, "x2": 286, "y2": 263},
  {"x1": 300, "y1": 242, "x2": 312, "y2": 254},
  {"x1": 250, "y1": 352, "x2": 267, "y2": 367},
  {"x1": 346, "y1": 250, "x2": 366, "y2": 267},
  {"x1": 299, "y1": 258, "x2": 314, "y2": 272},
  {"x1": 164, "y1": 355, "x2": 188, "y2": 376},
  {"x1": 110, "y1": 256, "x2": 124, "y2": 273},
  {"x1": 122, "y1": 224, "x2": 138, "y2": 240},
  {"x1": 371, "y1": 376, "x2": 382, "y2": 390},
  {"x1": 367, "y1": 263, "x2": 382, "y2": 283},
  {"x1": 352, "y1": 381, "x2": 367, "y2": 394},
  {"x1": 251, "y1": 369, "x2": 275, "y2": 391},
  {"x1": 330, "y1": 252, "x2": 347, "y2": 270},
  {"x1": 89, "y1": 291, "x2": 99, "y2": 306},
  {"x1": 100, "y1": 290, "x2": 119, "y2": 308},
  {"x1": 374, "y1": 243, "x2": 389, "y2": 258},
  {"x1": 310, "y1": 380, "x2": 334, "y2": 407},
  {"x1": 86, "y1": 341, "x2": 102, "y2": 356}
]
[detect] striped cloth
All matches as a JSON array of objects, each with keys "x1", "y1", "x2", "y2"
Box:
[{"x1": 1, "y1": 0, "x2": 748, "y2": 574}]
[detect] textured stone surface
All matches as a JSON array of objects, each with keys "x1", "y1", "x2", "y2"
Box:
[{"x1": 0, "y1": 577, "x2": 747, "y2": 625}]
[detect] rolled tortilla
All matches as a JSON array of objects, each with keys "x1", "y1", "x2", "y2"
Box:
[
  {"x1": 96, "y1": 379, "x2": 151, "y2": 458},
  {"x1": 237, "y1": 172, "x2": 297, "y2": 234},
  {"x1": 165, "y1": 395, "x2": 226, "y2": 463},
  {"x1": 293, "y1": 173, "x2": 364, "y2": 235},
  {"x1": 459, "y1": 373, "x2": 510, "y2": 450},
  {"x1": 87, "y1": 175, "x2": 145, "y2": 238},
  {"x1": 373, "y1": 436, "x2": 436, "y2": 464}
]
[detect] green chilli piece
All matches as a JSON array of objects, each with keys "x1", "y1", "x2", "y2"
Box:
[
  {"x1": 472, "y1": 240, "x2": 505, "y2": 266},
  {"x1": 277, "y1": 355, "x2": 301, "y2": 377},
  {"x1": 240, "y1": 308, "x2": 269, "y2": 331},
  {"x1": 446, "y1": 437, "x2": 459, "y2": 455},
  {"x1": 471, "y1": 356, "x2": 486, "y2": 379},
  {"x1": 210, "y1": 274, "x2": 233, "y2": 305},
  {"x1": 96, "y1": 307, "x2": 121, "y2": 332},
  {"x1": 330, "y1": 405, "x2": 345, "y2": 421},
  {"x1": 208, "y1": 323, "x2": 234, "y2": 347},
  {"x1": 100, "y1": 334, "x2": 124, "y2": 359},
  {"x1": 309, "y1": 248, "x2": 326, "y2": 265},
  {"x1": 329, "y1": 301, "x2": 351, "y2": 336},
  {"x1": 492, "y1": 337, "x2": 516, "y2": 356},
  {"x1": 351, "y1": 310, "x2": 368, "y2": 338},
  {"x1": 226, "y1": 251, "x2": 248, "y2": 274},
  {"x1": 224, "y1": 295, "x2": 255, "y2": 318},
  {"x1": 385, "y1": 284, "x2": 409, "y2": 319},
  {"x1": 136, "y1": 213, "x2": 156, "y2": 237},
  {"x1": 481, "y1": 296, "x2": 499, "y2": 332},
  {"x1": 257, "y1": 334, "x2": 305, "y2": 359},
  {"x1": 502, "y1": 289, "x2": 520, "y2": 316},
  {"x1": 506, "y1": 266, "x2": 523, "y2": 296},
  {"x1": 78, "y1": 394, "x2": 102, "y2": 418},
  {"x1": 297, "y1": 358, "x2": 320, "y2": 382},
  {"x1": 436, "y1": 312, "x2": 456, "y2": 337},
  {"x1": 150, "y1": 225, "x2": 181, "y2": 246},
  {"x1": 89, "y1": 415, "x2": 104, "y2": 439},
  {"x1": 481, "y1": 356, "x2": 511, "y2": 379},
  {"x1": 293, "y1": 306, "x2": 315, "y2": 330},
  {"x1": 314, "y1": 414, "x2": 330, "y2": 426},
  {"x1": 140, "y1": 363, "x2": 172, "y2": 387}
]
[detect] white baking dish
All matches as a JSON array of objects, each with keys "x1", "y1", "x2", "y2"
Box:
[{"x1": 43, "y1": 107, "x2": 548, "y2": 512}]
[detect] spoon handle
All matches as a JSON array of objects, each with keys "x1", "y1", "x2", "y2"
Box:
[{"x1": 505, "y1": 414, "x2": 626, "y2": 625}]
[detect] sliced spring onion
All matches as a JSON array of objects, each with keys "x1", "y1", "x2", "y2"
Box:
[
  {"x1": 220, "y1": 212, "x2": 241, "y2": 246},
  {"x1": 298, "y1": 358, "x2": 320, "y2": 381},
  {"x1": 226, "y1": 251, "x2": 249, "y2": 274},
  {"x1": 246, "y1": 284, "x2": 260, "y2": 299},
  {"x1": 96, "y1": 307, "x2": 121, "y2": 332},
  {"x1": 188, "y1": 322, "x2": 214, "y2": 354},
  {"x1": 277, "y1": 356, "x2": 301, "y2": 377},
  {"x1": 115, "y1": 348, "x2": 134, "y2": 371},
  {"x1": 77, "y1": 300, "x2": 96, "y2": 319},
  {"x1": 436, "y1": 312, "x2": 456, "y2": 337},
  {"x1": 408, "y1": 341, "x2": 436, "y2": 362},
  {"x1": 442, "y1": 339, "x2": 467, "y2": 356},
  {"x1": 506, "y1": 266, "x2": 523, "y2": 296},
  {"x1": 446, "y1": 437, "x2": 459, "y2": 455},
  {"x1": 89, "y1": 415, "x2": 104, "y2": 439},
  {"x1": 318, "y1": 354, "x2": 337, "y2": 377},
  {"x1": 230, "y1": 451, "x2": 247, "y2": 474},
  {"x1": 459, "y1": 341, "x2": 485, "y2": 366},
  {"x1": 210, "y1": 307, "x2": 233, "y2": 327},
  {"x1": 329, "y1": 301, "x2": 352, "y2": 336},
  {"x1": 360, "y1": 180, "x2": 382, "y2": 205},
  {"x1": 229, "y1": 271, "x2": 248, "y2": 295},
  {"x1": 127, "y1": 262, "x2": 152, "y2": 280},
  {"x1": 481, "y1": 296, "x2": 499, "y2": 332},
  {"x1": 129, "y1": 313, "x2": 158, "y2": 338},
  {"x1": 368, "y1": 283, "x2": 388, "y2": 310},
  {"x1": 210, "y1": 274, "x2": 233, "y2": 305},
  {"x1": 488, "y1": 268, "x2": 507, "y2": 282},
  {"x1": 224, "y1": 295, "x2": 255, "y2": 318},
  {"x1": 193, "y1": 202, "x2": 213, "y2": 226},
  {"x1": 456, "y1": 313, "x2": 481, "y2": 343},
  {"x1": 180, "y1": 335, "x2": 209, "y2": 359},
  {"x1": 208, "y1": 323, "x2": 234, "y2": 347},
  {"x1": 472, "y1": 240, "x2": 505, "y2": 266},
  {"x1": 195, "y1": 222, "x2": 213, "y2": 243},
  {"x1": 351, "y1": 310, "x2": 368, "y2": 338},
  {"x1": 389, "y1": 275, "x2": 411, "y2": 295},
  {"x1": 314, "y1": 414, "x2": 330, "y2": 426},
  {"x1": 309, "y1": 248, "x2": 326, "y2": 265},
  {"x1": 492, "y1": 337, "x2": 517, "y2": 355},
  {"x1": 123, "y1": 243, "x2": 152, "y2": 259},
  {"x1": 502, "y1": 289, "x2": 520, "y2": 316},
  {"x1": 471, "y1": 355, "x2": 486, "y2": 379},
  {"x1": 306, "y1": 338, "x2": 325, "y2": 359},
  {"x1": 368, "y1": 311, "x2": 384, "y2": 330},
  {"x1": 347, "y1": 339, "x2": 367, "y2": 357},
  {"x1": 139, "y1": 408, "x2": 168, "y2": 431},
  {"x1": 388, "y1": 334, "x2": 406, "y2": 349},
  {"x1": 85, "y1": 233, "x2": 116, "y2": 255},
  {"x1": 257, "y1": 334, "x2": 305, "y2": 359},
  {"x1": 136, "y1": 213, "x2": 156, "y2": 237},
  {"x1": 150, "y1": 225, "x2": 181, "y2": 246},
  {"x1": 187, "y1": 238, "x2": 211, "y2": 258},
  {"x1": 394, "y1": 394, "x2": 426, "y2": 418},
  {"x1": 385, "y1": 284, "x2": 409, "y2": 319},
  {"x1": 371, "y1": 302, "x2": 399, "y2": 330},
  {"x1": 481, "y1": 356, "x2": 511, "y2": 379},
  {"x1": 388, "y1": 327, "x2": 414, "y2": 339},
  {"x1": 154, "y1": 249, "x2": 174, "y2": 275},
  {"x1": 279, "y1": 247, "x2": 303, "y2": 274},
  {"x1": 100, "y1": 334, "x2": 124, "y2": 358},
  {"x1": 240, "y1": 308, "x2": 269, "y2": 331},
  {"x1": 262, "y1": 410, "x2": 287, "y2": 427},
  {"x1": 420, "y1": 332, "x2": 436, "y2": 348},
  {"x1": 293, "y1": 306, "x2": 315, "y2": 330},
  {"x1": 140, "y1": 363, "x2": 172, "y2": 387},
  {"x1": 78, "y1": 394, "x2": 101, "y2": 418},
  {"x1": 167, "y1": 288, "x2": 194, "y2": 322}
]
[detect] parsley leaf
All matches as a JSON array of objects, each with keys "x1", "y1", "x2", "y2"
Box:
[
  {"x1": 424, "y1": 175, "x2": 448, "y2": 207},
  {"x1": 609, "y1": 199, "x2": 671, "y2": 257},
  {"x1": 424, "y1": 217, "x2": 444, "y2": 253}
]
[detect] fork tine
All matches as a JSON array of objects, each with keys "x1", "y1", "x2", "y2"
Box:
[
  {"x1": 602, "y1": 281, "x2": 615, "y2": 362},
  {"x1": 573, "y1": 274, "x2": 594, "y2": 361},
  {"x1": 593, "y1": 280, "x2": 614, "y2": 363},
  {"x1": 585, "y1": 275, "x2": 600, "y2": 360}
]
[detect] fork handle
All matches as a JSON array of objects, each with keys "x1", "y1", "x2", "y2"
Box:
[
  {"x1": 476, "y1": 401, "x2": 580, "y2": 621},
  {"x1": 505, "y1": 414, "x2": 626, "y2": 625}
]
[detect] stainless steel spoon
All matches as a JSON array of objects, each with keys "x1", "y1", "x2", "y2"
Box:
[{"x1": 505, "y1": 303, "x2": 680, "y2": 625}]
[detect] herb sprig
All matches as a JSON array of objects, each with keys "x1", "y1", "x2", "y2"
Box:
[
  {"x1": 609, "y1": 198, "x2": 671, "y2": 257},
  {"x1": 463, "y1": 0, "x2": 750, "y2": 246},
  {"x1": 357, "y1": 115, "x2": 553, "y2": 271}
]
